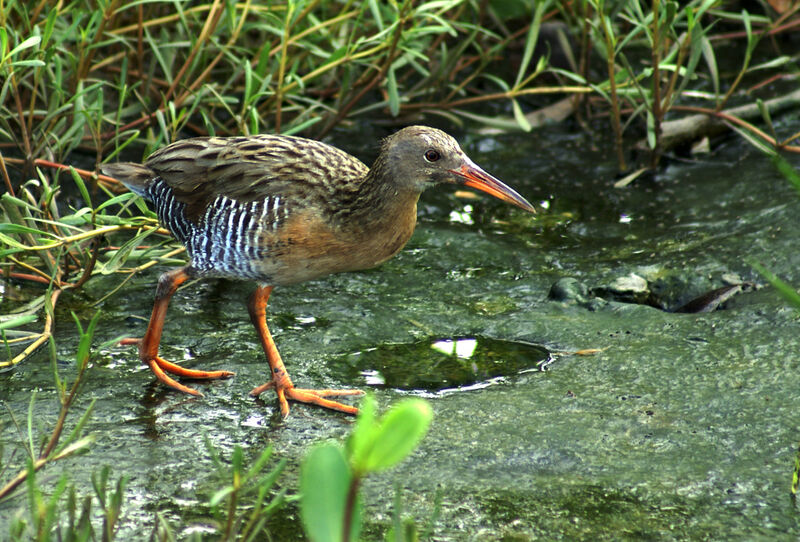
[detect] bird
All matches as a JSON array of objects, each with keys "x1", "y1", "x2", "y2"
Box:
[{"x1": 102, "y1": 126, "x2": 535, "y2": 417}]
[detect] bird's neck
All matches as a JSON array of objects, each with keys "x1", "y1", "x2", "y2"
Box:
[
  {"x1": 329, "y1": 154, "x2": 418, "y2": 225},
  {"x1": 324, "y1": 159, "x2": 421, "y2": 263}
]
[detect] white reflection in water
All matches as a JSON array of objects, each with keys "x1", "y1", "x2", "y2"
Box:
[
  {"x1": 430, "y1": 337, "x2": 477, "y2": 359},
  {"x1": 448, "y1": 204, "x2": 474, "y2": 225}
]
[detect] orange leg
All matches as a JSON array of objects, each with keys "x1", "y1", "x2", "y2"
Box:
[
  {"x1": 247, "y1": 285, "x2": 362, "y2": 416},
  {"x1": 123, "y1": 267, "x2": 234, "y2": 396}
]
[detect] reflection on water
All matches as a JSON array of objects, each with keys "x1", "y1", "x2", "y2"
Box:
[{"x1": 339, "y1": 335, "x2": 551, "y2": 392}]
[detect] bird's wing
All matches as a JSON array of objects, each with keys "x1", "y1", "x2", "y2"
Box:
[{"x1": 145, "y1": 135, "x2": 369, "y2": 221}]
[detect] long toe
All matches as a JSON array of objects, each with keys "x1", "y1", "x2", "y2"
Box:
[
  {"x1": 147, "y1": 358, "x2": 204, "y2": 396},
  {"x1": 285, "y1": 388, "x2": 360, "y2": 416},
  {"x1": 154, "y1": 357, "x2": 235, "y2": 380},
  {"x1": 301, "y1": 389, "x2": 364, "y2": 397},
  {"x1": 145, "y1": 357, "x2": 234, "y2": 396}
]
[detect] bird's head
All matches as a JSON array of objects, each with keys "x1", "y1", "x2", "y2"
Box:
[{"x1": 377, "y1": 126, "x2": 536, "y2": 213}]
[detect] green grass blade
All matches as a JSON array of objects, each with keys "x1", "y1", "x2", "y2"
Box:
[{"x1": 750, "y1": 261, "x2": 800, "y2": 310}]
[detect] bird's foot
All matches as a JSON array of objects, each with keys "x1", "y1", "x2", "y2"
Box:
[
  {"x1": 120, "y1": 338, "x2": 235, "y2": 396},
  {"x1": 249, "y1": 380, "x2": 363, "y2": 417}
]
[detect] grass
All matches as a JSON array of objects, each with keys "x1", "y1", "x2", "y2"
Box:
[{"x1": 2, "y1": 0, "x2": 800, "y2": 538}]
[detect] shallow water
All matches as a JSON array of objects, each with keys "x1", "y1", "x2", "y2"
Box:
[{"x1": 3, "y1": 123, "x2": 800, "y2": 540}]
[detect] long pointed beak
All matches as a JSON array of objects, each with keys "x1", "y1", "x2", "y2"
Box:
[{"x1": 449, "y1": 163, "x2": 536, "y2": 214}]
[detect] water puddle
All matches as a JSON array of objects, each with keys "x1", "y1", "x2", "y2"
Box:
[{"x1": 338, "y1": 336, "x2": 551, "y2": 393}]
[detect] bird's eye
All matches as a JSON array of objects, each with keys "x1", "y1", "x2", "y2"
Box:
[{"x1": 424, "y1": 149, "x2": 441, "y2": 162}]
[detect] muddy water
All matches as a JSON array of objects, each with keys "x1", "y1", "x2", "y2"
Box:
[{"x1": 2, "y1": 124, "x2": 800, "y2": 539}]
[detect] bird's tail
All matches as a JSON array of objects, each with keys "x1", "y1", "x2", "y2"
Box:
[{"x1": 101, "y1": 163, "x2": 155, "y2": 199}]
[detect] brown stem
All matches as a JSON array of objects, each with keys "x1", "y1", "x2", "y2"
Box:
[
  {"x1": 163, "y1": 0, "x2": 224, "y2": 105},
  {"x1": 670, "y1": 105, "x2": 800, "y2": 153},
  {"x1": 650, "y1": 0, "x2": 662, "y2": 169},
  {"x1": 76, "y1": 1, "x2": 120, "y2": 82},
  {"x1": 223, "y1": 472, "x2": 239, "y2": 541},
  {"x1": 69, "y1": 236, "x2": 102, "y2": 291},
  {"x1": 0, "y1": 288, "x2": 95, "y2": 501},
  {"x1": 317, "y1": 1, "x2": 411, "y2": 138},
  {"x1": 341, "y1": 475, "x2": 362, "y2": 542},
  {"x1": 0, "y1": 150, "x2": 15, "y2": 197},
  {"x1": 599, "y1": 10, "x2": 626, "y2": 172},
  {"x1": 2, "y1": 157, "x2": 120, "y2": 189}
]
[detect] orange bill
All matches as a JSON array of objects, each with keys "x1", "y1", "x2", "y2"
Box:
[{"x1": 450, "y1": 163, "x2": 536, "y2": 213}]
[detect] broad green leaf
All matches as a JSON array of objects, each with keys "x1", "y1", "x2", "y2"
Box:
[
  {"x1": 347, "y1": 394, "x2": 377, "y2": 473},
  {"x1": 301, "y1": 443, "x2": 360, "y2": 542},
  {"x1": 360, "y1": 399, "x2": 432, "y2": 472}
]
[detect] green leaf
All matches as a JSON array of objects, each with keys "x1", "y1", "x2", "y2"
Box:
[
  {"x1": 512, "y1": 99, "x2": 532, "y2": 133},
  {"x1": 11, "y1": 60, "x2": 46, "y2": 67},
  {"x1": 55, "y1": 400, "x2": 96, "y2": 458},
  {"x1": 792, "y1": 443, "x2": 800, "y2": 496},
  {"x1": 757, "y1": 98, "x2": 778, "y2": 141},
  {"x1": 387, "y1": 67, "x2": 400, "y2": 117},
  {"x1": 347, "y1": 393, "x2": 377, "y2": 471},
  {"x1": 699, "y1": 35, "x2": 719, "y2": 100},
  {"x1": 99, "y1": 227, "x2": 157, "y2": 274},
  {"x1": 210, "y1": 485, "x2": 235, "y2": 507},
  {"x1": 751, "y1": 261, "x2": 800, "y2": 310},
  {"x1": 368, "y1": 0, "x2": 384, "y2": 32},
  {"x1": 748, "y1": 55, "x2": 793, "y2": 72},
  {"x1": 244, "y1": 445, "x2": 275, "y2": 483},
  {"x1": 0, "y1": 232, "x2": 34, "y2": 249},
  {"x1": 52, "y1": 435, "x2": 96, "y2": 461},
  {"x1": 728, "y1": 123, "x2": 775, "y2": 156},
  {"x1": 360, "y1": 399, "x2": 432, "y2": 473},
  {"x1": 243, "y1": 59, "x2": 254, "y2": 105},
  {"x1": 94, "y1": 192, "x2": 136, "y2": 213},
  {"x1": 69, "y1": 166, "x2": 92, "y2": 209},
  {"x1": 646, "y1": 110, "x2": 656, "y2": 150},
  {"x1": 300, "y1": 443, "x2": 354, "y2": 542},
  {"x1": 513, "y1": 2, "x2": 544, "y2": 89},
  {"x1": 772, "y1": 154, "x2": 800, "y2": 195},
  {"x1": 74, "y1": 310, "x2": 100, "y2": 369},
  {"x1": 8, "y1": 35, "x2": 41, "y2": 58},
  {"x1": 0, "y1": 313, "x2": 37, "y2": 331}
]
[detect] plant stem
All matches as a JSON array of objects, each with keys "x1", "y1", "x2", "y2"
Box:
[
  {"x1": 649, "y1": 0, "x2": 662, "y2": 169},
  {"x1": 341, "y1": 475, "x2": 361, "y2": 542},
  {"x1": 599, "y1": 4, "x2": 626, "y2": 172}
]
